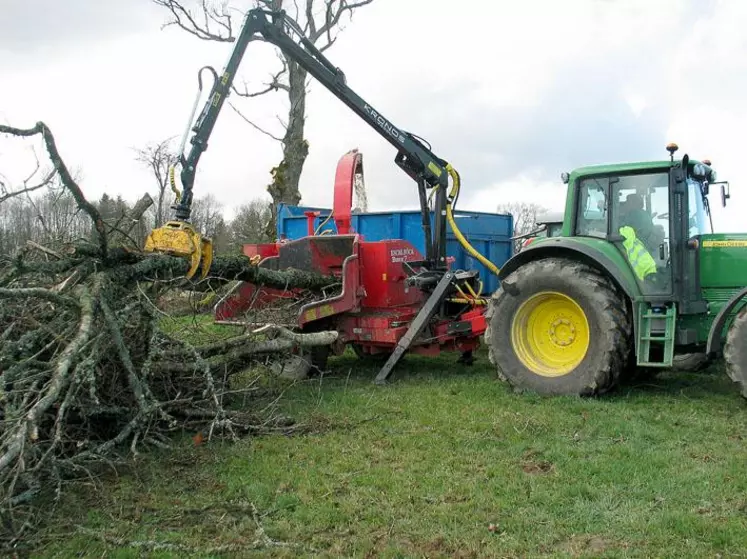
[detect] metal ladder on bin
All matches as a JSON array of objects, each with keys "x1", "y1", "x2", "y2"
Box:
[{"x1": 636, "y1": 302, "x2": 677, "y2": 367}]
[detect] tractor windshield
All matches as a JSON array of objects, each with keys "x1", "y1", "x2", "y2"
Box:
[{"x1": 687, "y1": 178, "x2": 712, "y2": 237}]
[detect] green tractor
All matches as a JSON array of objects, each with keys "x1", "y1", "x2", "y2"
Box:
[{"x1": 485, "y1": 144, "x2": 747, "y2": 397}]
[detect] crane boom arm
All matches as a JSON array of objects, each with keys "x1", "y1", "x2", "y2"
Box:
[{"x1": 174, "y1": 8, "x2": 451, "y2": 267}]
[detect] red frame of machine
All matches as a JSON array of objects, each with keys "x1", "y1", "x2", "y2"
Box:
[{"x1": 214, "y1": 150, "x2": 486, "y2": 356}]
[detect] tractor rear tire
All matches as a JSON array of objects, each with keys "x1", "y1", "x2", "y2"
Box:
[
  {"x1": 724, "y1": 307, "x2": 747, "y2": 398},
  {"x1": 485, "y1": 257, "x2": 631, "y2": 396}
]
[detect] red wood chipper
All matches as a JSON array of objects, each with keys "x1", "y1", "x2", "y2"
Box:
[
  {"x1": 143, "y1": 7, "x2": 508, "y2": 382},
  {"x1": 214, "y1": 150, "x2": 507, "y2": 382}
]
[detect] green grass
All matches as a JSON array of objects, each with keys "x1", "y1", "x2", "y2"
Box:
[
  {"x1": 30, "y1": 323, "x2": 747, "y2": 558},
  {"x1": 158, "y1": 314, "x2": 241, "y2": 346}
]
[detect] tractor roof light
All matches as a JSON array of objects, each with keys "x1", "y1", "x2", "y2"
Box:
[
  {"x1": 692, "y1": 163, "x2": 707, "y2": 179},
  {"x1": 561, "y1": 172, "x2": 570, "y2": 184},
  {"x1": 666, "y1": 143, "x2": 679, "y2": 162}
]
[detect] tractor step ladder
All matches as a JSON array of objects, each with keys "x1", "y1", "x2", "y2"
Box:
[{"x1": 636, "y1": 302, "x2": 676, "y2": 367}]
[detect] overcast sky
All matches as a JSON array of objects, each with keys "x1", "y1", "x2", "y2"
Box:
[{"x1": 1, "y1": 0, "x2": 745, "y2": 231}]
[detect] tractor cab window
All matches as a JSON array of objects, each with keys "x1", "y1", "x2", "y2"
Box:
[
  {"x1": 575, "y1": 179, "x2": 608, "y2": 239},
  {"x1": 611, "y1": 172, "x2": 671, "y2": 295},
  {"x1": 687, "y1": 178, "x2": 712, "y2": 237},
  {"x1": 546, "y1": 222, "x2": 563, "y2": 237},
  {"x1": 575, "y1": 171, "x2": 671, "y2": 294}
]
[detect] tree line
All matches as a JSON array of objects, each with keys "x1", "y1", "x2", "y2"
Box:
[
  {"x1": 0, "y1": 187, "x2": 273, "y2": 257},
  {"x1": 0, "y1": 144, "x2": 273, "y2": 257}
]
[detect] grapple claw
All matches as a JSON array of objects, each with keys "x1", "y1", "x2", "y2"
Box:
[
  {"x1": 199, "y1": 236, "x2": 213, "y2": 280},
  {"x1": 144, "y1": 220, "x2": 213, "y2": 280}
]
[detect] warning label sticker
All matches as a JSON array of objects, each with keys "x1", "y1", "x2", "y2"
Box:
[{"x1": 702, "y1": 240, "x2": 747, "y2": 248}]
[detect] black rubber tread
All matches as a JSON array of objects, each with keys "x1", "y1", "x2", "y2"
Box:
[
  {"x1": 671, "y1": 352, "x2": 709, "y2": 372},
  {"x1": 485, "y1": 257, "x2": 632, "y2": 396},
  {"x1": 724, "y1": 308, "x2": 747, "y2": 398}
]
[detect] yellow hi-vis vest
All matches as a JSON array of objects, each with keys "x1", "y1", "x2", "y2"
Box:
[{"x1": 619, "y1": 226, "x2": 657, "y2": 281}]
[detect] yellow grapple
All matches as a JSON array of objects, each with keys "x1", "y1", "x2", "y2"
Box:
[{"x1": 144, "y1": 220, "x2": 213, "y2": 280}]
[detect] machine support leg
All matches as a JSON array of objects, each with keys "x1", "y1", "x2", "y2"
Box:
[{"x1": 374, "y1": 271, "x2": 454, "y2": 384}]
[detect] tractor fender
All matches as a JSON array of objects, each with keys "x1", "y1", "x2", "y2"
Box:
[
  {"x1": 498, "y1": 237, "x2": 640, "y2": 301},
  {"x1": 706, "y1": 286, "x2": 747, "y2": 355}
]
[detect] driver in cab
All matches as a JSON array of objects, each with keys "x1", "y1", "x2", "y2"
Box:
[
  {"x1": 620, "y1": 194, "x2": 652, "y2": 244},
  {"x1": 617, "y1": 192, "x2": 659, "y2": 283}
]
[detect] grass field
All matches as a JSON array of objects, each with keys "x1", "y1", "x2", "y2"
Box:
[{"x1": 30, "y1": 318, "x2": 747, "y2": 558}]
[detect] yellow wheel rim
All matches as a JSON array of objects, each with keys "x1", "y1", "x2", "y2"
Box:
[{"x1": 511, "y1": 291, "x2": 590, "y2": 377}]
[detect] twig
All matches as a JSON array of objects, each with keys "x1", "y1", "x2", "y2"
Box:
[
  {"x1": 25, "y1": 240, "x2": 62, "y2": 260},
  {"x1": 0, "y1": 277, "x2": 98, "y2": 472},
  {"x1": 228, "y1": 101, "x2": 284, "y2": 142}
]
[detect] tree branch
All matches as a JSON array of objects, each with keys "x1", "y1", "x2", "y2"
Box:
[
  {"x1": 152, "y1": 0, "x2": 235, "y2": 42},
  {"x1": 0, "y1": 179, "x2": 50, "y2": 205},
  {"x1": 311, "y1": 0, "x2": 374, "y2": 50},
  {"x1": 0, "y1": 278, "x2": 98, "y2": 472},
  {"x1": 0, "y1": 122, "x2": 109, "y2": 258},
  {"x1": 228, "y1": 102, "x2": 284, "y2": 142},
  {"x1": 234, "y1": 59, "x2": 290, "y2": 97}
]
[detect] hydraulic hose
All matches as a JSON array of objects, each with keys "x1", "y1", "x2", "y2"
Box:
[
  {"x1": 169, "y1": 165, "x2": 182, "y2": 202},
  {"x1": 314, "y1": 210, "x2": 334, "y2": 235},
  {"x1": 444, "y1": 163, "x2": 500, "y2": 276}
]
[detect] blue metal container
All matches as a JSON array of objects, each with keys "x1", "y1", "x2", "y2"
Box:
[{"x1": 276, "y1": 204, "x2": 513, "y2": 294}]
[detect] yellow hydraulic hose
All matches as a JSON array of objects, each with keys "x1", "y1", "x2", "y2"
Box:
[
  {"x1": 449, "y1": 297, "x2": 487, "y2": 306},
  {"x1": 444, "y1": 163, "x2": 500, "y2": 276},
  {"x1": 169, "y1": 165, "x2": 182, "y2": 202}
]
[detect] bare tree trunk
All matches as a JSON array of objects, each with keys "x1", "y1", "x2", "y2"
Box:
[{"x1": 265, "y1": 61, "x2": 309, "y2": 238}]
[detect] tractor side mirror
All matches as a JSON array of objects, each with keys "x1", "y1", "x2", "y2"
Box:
[{"x1": 721, "y1": 182, "x2": 731, "y2": 207}]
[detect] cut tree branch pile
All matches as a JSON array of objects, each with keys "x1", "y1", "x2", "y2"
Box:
[{"x1": 0, "y1": 122, "x2": 338, "y2": 541}]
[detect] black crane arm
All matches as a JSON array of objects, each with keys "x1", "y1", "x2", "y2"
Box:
[{"x1": 174, "y1": 8, "x2": 453, "y2": 267}]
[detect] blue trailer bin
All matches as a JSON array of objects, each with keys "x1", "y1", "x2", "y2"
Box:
[{"x1": 275, "y1": 203, "x2": 513, "y2": 294}]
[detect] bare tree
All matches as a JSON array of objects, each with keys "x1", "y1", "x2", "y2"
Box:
[
  {"x1": 190, "y1": 193, "x2": 225, "y2": 237},
  {"x1": 229, "y1": 197, "x2": 273, "y2": 251},
  {"x1": 134, "y1": 137, "x2": 179, "y2": 228},
  {"x1": 153, "y1": 0, "x2": 375, "y2": 234},
  {"x1": 497, "y1": 201, "x2": 548, "y2": 252}
]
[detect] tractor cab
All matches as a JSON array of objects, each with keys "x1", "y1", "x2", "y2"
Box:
[{"x1": 564, "y1": 145, "x2": 717, "y2": 306}]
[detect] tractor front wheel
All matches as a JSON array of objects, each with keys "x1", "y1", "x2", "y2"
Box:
[
  {"x1": 725, "y1": 307, "x2": 747, "y2": 398},
  {"x1": 485, "y1": 258, "x2": 631, "y2": 396}
]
